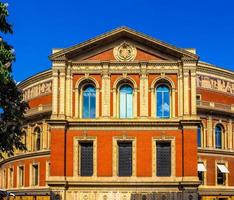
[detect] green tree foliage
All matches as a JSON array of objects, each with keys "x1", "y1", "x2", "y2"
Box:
[{"x1": 0, "y1": 2, "x2": 28, "y2": 158}]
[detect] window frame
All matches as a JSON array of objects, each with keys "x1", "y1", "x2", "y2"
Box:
[
  {"x1": 152, "y1": 136, "x2": 175, "y2": 179},
  {"x1": 215, "y1": 124, "x2": 223, "y2": 149},
  {"x1": 156, "y1": 84, "x2": 171, "y2": 119},
  {"x1": 30, "y1": 163, "x2": 39, "y2": 186},
  {"x1": 150, "y1": 78, "x2": 175, "y2": 118},
  {"x1": 113, "y1": 136, "x2": 136, "y2": 177},
  {"x1": 81, "y1": 84, "x2": 96, "y2": 119},
  {"x1": 216, "y1": 161, "x2": 229, "y2": 186},
  {"x1": 33, "y1": 127, "x2": 42, "y2": 151},
  {"x1": 73, "y1": 136, "x2": 97, "y2": 178},
  {"x1": 118, "y1": 84, "x2": 134, "y2": 119},
  {"x1": 8, "y1": 167, "x2": 14, "y2": 188},
  {"x1": 197, "y1": 160, "x2": 207, "y2": 186},
  {"x1": 17, "y1": 165, "x2": 25, "y2": 187}
]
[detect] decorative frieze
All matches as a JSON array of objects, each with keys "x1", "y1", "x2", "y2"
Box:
[
  {"x1": 197, "y1": 74, "x2": 234, "y2": 95},
  {"x1": 23, "y1": 81, "x2": 52, "y2": 100}
]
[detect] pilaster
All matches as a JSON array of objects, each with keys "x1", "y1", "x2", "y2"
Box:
[
  {"x1": 59, "y1": 70, "x2": 66, "y2": 118},
  {"x1": 207, "y1": 116, "x2": 213, "y2": 148},
  {"x1": 52, "y1": 69, "x2": 59, "y2": 118},
  {"x1": 65, "y1": 63, "x2": 72, "y2": 118},
  {"x1": 101, "y1": 62, "x2": 110, "y2": 118},
  {"x1": 190, "y1": 69, "x2": 197, "y2": 115},
  {"x1": 42, "y1": 121, "x2": 48, "y2": 149},
  {"x1": 178, "y1": 67, "x2": 183, "y2": 117},
  {"x1": 228, "y1": 119, "x2": 233, "y2": 149},
  {"x1": 140, "y1": 62, "x2": 148, "y2": 117},
  {"x1": 183, "y1": 70, "x2": 189, "y2": 115}
]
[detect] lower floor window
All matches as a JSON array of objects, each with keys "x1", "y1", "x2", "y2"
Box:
[
  {"x1": 80, "y1": 142, "x2": 93, "y2": 176},
  {"x1": 217, "y1": 164, "x2": 229, "y2": 185},
  {"x1": 18, "y1": 166, "x2": 24, "y2": 187},
  {"x1": 32, "y1": 164, "x2": 39, "y2": 186},
  {"x1": 118, "y1": 142, "x2": 132, "y2": 176},
  {"x1": 198, "y1": 171, "x2": 204, "y2": 184},
  {"x1": 156, "y1": 142, "x2": 171, "y2": 177}
]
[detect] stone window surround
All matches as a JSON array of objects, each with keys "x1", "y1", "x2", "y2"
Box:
[
  {"x1": 197, "y1": 158, "x2": 207, "y2": 186},
  {"x1": 112, "y1": 136, "x2": 136, "y2": 177},
  {"x1": 29, "y1": 162, "x2": 40, "y2": 187},
  {"x1": 215, "y1": 160, "x2": 229, "y2": 187},
  {"x1": 73, "y1": 136, "x2": 97, "y2": 178},
  {"x1": 152, "y1": 136, "x2": 176, "y2": 179}
]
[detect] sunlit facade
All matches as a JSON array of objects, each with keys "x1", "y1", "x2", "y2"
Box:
[{"x1": 0, "y1": 27, "x2": 234, "y2": 200}]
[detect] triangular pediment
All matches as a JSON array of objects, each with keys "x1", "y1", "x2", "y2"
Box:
[{"x1": 49, "y1": 26, "x2": 199, "y2": 62}]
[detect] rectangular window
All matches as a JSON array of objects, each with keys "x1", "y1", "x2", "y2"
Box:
[
  {"x1": 32, "y1": 164, "x2": 39, "y2": 186},
  {"x1": 156, "y1": 142, "x2": 171, "y2": 176},
  {"x1": 118, "y1": 142, "x2": 132, "y2": 176},
  {"x1": 80, "y1": 142, "x2": 93, "y2": 176},
  {"x1": 19, "y1": 166, "x2": 24, "y2": 187},
  {"x1": 9, "y1": 168, "x2": 14, "y2": 188},
  {"x1": 217, "y1": 164, "x2": 229, "y2": 185}
]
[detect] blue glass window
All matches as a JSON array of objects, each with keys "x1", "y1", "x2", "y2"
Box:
[
  {"x1": 82, "y1": 85, "x2": 96, "y2": 118},
  {"x1": 197, "y1": 125, "x2": 201, "y2": 147},
  {"x1": 215, "y1": 125, "x2": 222, "y2": 149},
  {"x1": 119, "y1": 85, "x2": 133, "y2": 118},
  {"x1": 156, "y1": 85, "x2": 170, "y2": 118}
]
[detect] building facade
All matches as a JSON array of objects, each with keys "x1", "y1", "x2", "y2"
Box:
[{"x1": 0, "y1": 27, "x2": 234, "y2": 200}]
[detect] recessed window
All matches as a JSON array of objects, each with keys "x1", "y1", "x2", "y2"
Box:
[
  {"x1": 18, "y1": 166, "x2": 24, "y2": 187},
  {"x1": 79, "y1": 142, "x2": 93, "y2": 176},
  {"x1": 156, "y1": 142, "x2": 171, "y2": 176},
  {"x1": 9, "y1": 168, "x2": 14, "y2": 188},
  {"x1": 197, "y1": 125, "x2": 202, "y2": 147},
  {"x1": 215, "y1": 125, "x2": 222, "y2": 149},
  {"x1": 34, "y1": 127, "x2": 41, "y2": 151},
  {"x1": 217, "y1": 164, "x2": 229, "y2": 185},
  {"x1": 119, "y1": 85, "x2": 133, "y2": 118},
  {"x1": 197, "y1": 162, "x2": 206, "y2": 185},
  {"x1": 82, "y1": 85, "x2": 96, "y2": 119},
  {"x1": 32, "y1": 164, "x2": 39, "y2": 186},
  {"x1": 156, "y1": 85, "x2": 170, "y2": 118},
  {"x1": 118, "y1": 142, "x2": 132, "y2": 176}
]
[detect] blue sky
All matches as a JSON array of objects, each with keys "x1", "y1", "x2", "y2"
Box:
[{"x1": 3, "y1": 0, "x2": 234, "y2": 82}]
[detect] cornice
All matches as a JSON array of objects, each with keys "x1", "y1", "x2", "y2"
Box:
[
  {"x1": 18, "y1": 69, "x2": 52, "y2": 90},
  {"x1": 198, "y1": 61, "x2": 234, "y2": 80},
  {"x1": 198, "y1": 148, "x2": 234, "y2": 157},
  {"x1": 0, "y1": 150, "x2": 51, "y2": 166}
]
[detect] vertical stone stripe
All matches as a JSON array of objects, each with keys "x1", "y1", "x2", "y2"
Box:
[
  {"x1": 59, "y1": 71, "x2": 66, "y2": 117},
  {"x1": 27, "y1": 125, "x2": 32, "y2": 152},
  {"x1": 66, "y1": 66, "x2": 72, "y2": 118},
  {"x1": 178, "y1": 71, "x2": 183, "y2": 117},
  {"x1": 183, "y1": 72, "x2": 189, "y2": 115},
  {"x1": 52, "y1": 70, "x2": 58, "y2": 117},
  {"x1": 42, "y1": 122, "x2": 47, "y2": 149},
  {"x1": 102, "y1": 75, "x2": 110, "y2": 117},
  {"x1": 140, "y1": 75, "x2": 148, "y2": 117},
  {"x1": 191, "y1": 71, "x2": 197, "y2": 115},
  {"x1": 228, "y1": 120, "x2": 233, "y2": 149},
  {"x1": 207, "y1": 116, "x2": 213, "y2": 148}
]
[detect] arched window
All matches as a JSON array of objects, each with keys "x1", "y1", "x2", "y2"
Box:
[
  {"x1": 119, "y1": 85, "x2": 133, "y2": 118},
  {"x1": 215, "y1": 125, "x2": 222, "y2": 149},
  {"x1": 34, "y1": 127, "x2": 41, "y2": 151},
  {"x1": 82, "y1": 85, "x2": 96, "y2": 119},
  {"x1": 197, "y1": 125, "x2": 202, "y2": 147},
  {"x1": 156, "y1": 85, "x2": 170, "y2": 118}
]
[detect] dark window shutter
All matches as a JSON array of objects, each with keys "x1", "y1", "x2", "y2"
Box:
[
  {"x1": 156, "y1": 142, "x2": 171, "y2": 176},
  {"x1": 118, "y1": 142, "x2": 132, "y2": 176},
  {"x1": 80, "y1": 142, "x2": 93, "y2": 176}
]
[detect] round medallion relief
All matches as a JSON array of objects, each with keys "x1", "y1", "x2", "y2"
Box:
[{"x1": 113, "y1": 42, "x2": 137, "y2": 61}]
